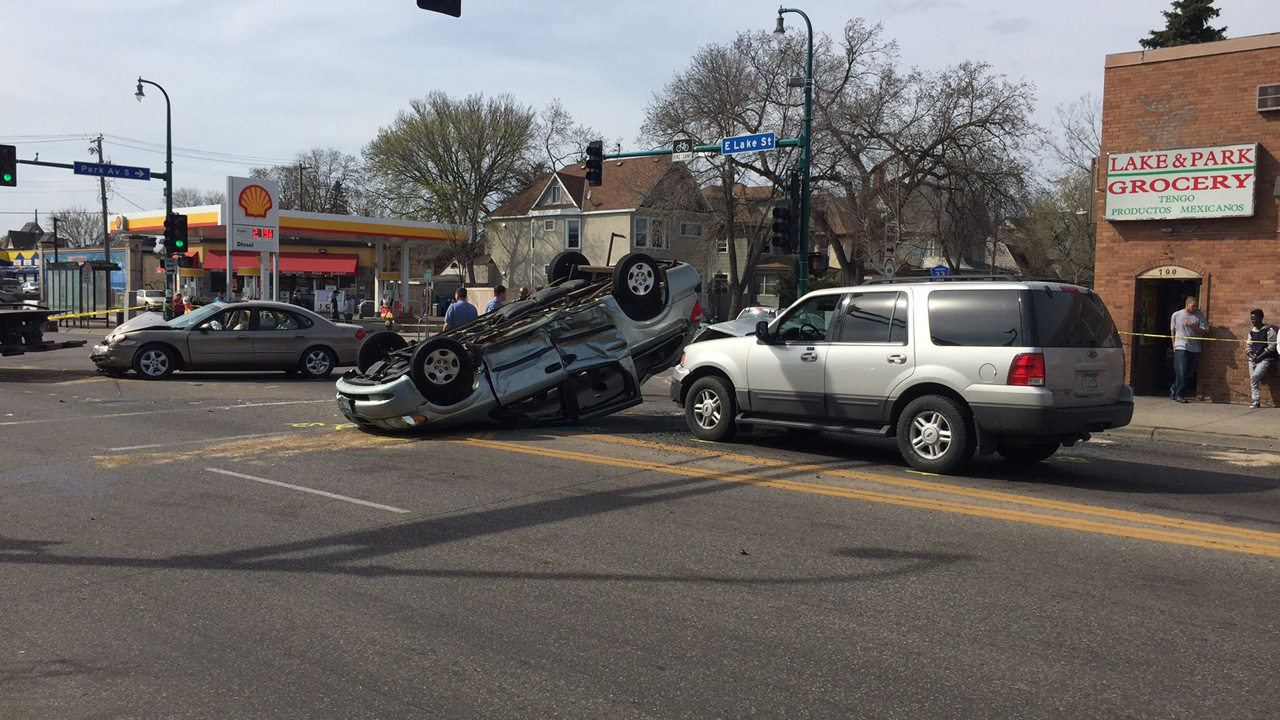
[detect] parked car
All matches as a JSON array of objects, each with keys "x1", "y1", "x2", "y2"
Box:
[
  {"x1": 20, "y1": 280, "x2": 39, "y2": 300},
  {"x1": 136, "y1": 289, "x2": 166, "y2": 312},
  {"x1": 735, "y1": 306, "x2": 777, "y2": 321},
  {"x1": 335, "y1": 252, "x2": 704, "y2": 431},
  {"x1": 91, "y1": 300, "x2": 372, "y2": 379},
  {"x1": 670, "y1": 276, "x2": 1134, "y2": 474}
]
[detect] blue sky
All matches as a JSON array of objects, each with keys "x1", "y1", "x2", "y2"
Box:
[{"x1": 2, "y1": 0, "x2": 1275, "y2": 233}]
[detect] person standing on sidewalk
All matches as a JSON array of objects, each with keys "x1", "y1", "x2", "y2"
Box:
[
  {"x1": 342, "y1": 294, "x2": 356, "y2": 323},
  {"x1": 485, "y1": 285, "x2": 506, "y2": 314},
  {"x1": 442, "y1": 287, "x2": 477, "y2": 332},
  {"x1": 1170, "y1": 296, "x2": 1209, "y2": 403},
  {"x1": 1246, "y1": 308, "x2": 1278, "y2": 409}
]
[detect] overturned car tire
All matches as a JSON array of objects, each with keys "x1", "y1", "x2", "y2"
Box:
[
  {"x1": 358, "y1": 331, "x2": 409, "y2": 373},
  {"x1": 410, "y1": 337, "x2": 476, "y2": 406},
  {"x1": 612, "y1": 252, "x2": 664, "y2": 321},
  {"x1": 549, "y1": 250, "x2": 589, "y2": 284}
]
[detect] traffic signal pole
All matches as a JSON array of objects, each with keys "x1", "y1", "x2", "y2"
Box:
[{"x1": 776, "y1": 7, "x2": 814, "y2": 297}]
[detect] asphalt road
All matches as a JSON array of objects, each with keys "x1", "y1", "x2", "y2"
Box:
[{"x1": 3, "y1": 351, "x2": 1278, "y2": 719}]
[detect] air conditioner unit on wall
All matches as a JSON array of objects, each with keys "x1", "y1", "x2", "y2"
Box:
[{"x1": 1258, "y1": 84, "x2": 1280, "y2": 112}]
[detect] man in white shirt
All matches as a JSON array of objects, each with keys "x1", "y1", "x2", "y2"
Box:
[{"x1": 1170, "y1": 296, "x2": 1209, "y2": 403}]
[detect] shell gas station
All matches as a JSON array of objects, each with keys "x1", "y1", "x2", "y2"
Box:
[{"x1": 109, "y1": 202, "x2": 465, "y2": 317}]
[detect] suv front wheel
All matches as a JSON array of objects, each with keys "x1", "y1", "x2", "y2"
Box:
[
  {"x1": 896, "y1": 395, "x2": 975, "y2": 474},
  {"x1": 685, "y1": 376, "x2": 737, "y2": 442}
]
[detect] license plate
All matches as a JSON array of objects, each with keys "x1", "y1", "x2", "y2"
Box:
[
  {"x1": 1082, "y1": 372, "x2": 1098, "y2": 391},
  {"x1": 337, "y1": 396, "x2": 354, "y2": 414}
]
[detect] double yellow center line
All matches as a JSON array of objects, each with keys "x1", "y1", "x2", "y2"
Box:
[{"x1": 457, "y1": 433, "x2": 1280, "y2": 558}]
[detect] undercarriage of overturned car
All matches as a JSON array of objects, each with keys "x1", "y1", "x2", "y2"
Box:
[{"x1": 335, "y1": 252, "x2": 704, "y2": 432}]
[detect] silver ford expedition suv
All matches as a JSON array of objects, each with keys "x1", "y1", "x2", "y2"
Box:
[{"x1": 670, "y1": 277, "x2": 1133, "y2": 474}]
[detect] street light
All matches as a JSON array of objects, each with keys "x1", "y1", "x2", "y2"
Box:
[
  {"x1": 135, "y1": 76, "x2": 175, "y2": 317},
  {"x1": 774, "y1": 6, "x2": 814, "y2": 297}
]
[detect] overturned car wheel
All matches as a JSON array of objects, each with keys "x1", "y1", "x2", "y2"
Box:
[
  {"x1": 549, "y1": 250, "x2": 589, "y2": 284},
  {"x1": 410, "y1": 337, "x2": 475, "y2": 406},
  {"x1": 358, "y1": 331, "x2": 409, "y2": 373},
  {"x1": 612, "y1": 252, "x2": 664, "y2": 321}
]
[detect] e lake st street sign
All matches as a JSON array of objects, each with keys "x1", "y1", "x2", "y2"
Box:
[
  {"x1": 721, "y1": 132, "x2": 776, "y2": 155},
  {"x1": 74, "y1": 161, "x2": 151, "y2": 181}
]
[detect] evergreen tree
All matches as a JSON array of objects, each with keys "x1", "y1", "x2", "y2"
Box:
[{"x1": 1140, "y1": 0, "x2": 1227, "y2": 49}]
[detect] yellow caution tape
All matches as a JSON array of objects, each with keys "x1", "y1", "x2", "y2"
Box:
[{"x1": 1119, "y1": 331, "x2": 1276, "y2": 345}]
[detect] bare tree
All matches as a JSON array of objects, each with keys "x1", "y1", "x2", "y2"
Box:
[
  {"x1": 250, "y1": 148, "x2": 362, "y2": 214},
  {"x1": 533, "y1": 99, "x2": 604, "y2": 175},
  {"x1": 50, "y1": 208, "x2": 101, "y2": 248},
  {"x1": 642, "y1": 30, "x2": 803, "y2": 317},
  {"x1": 363, "y1": 91, "x2": 539, "y2": 283},
  {"x1": 171, "y1": 187, "x2": 225, "y2": 208}
]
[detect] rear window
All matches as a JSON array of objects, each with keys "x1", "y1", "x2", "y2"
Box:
[
  {"x1": 1031, "y1": 288, "x2": 1119, "y2": 348},
  {"x1": 928, "y1": 290, "x2": 1026, "y2": 347}
]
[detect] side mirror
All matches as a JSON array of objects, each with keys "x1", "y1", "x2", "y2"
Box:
[{"x1": 754, "y1": 320, "x2": 772, "y2": 344}]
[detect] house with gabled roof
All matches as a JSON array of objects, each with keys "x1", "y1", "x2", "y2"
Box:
[{"x1": 484, "y1": 156, "x2": 713, "y2": 291}]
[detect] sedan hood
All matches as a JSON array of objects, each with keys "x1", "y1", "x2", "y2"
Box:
[
  {"x1": 110, "y1": 314, "x2": 172, "y2": 334},
  {"x1": 692, "y1": 317, "x2": 761, "y2": 342}
]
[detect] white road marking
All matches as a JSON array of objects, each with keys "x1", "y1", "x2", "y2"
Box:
[
  {"x1": 0, "y1": 399, "x2": 330, "y2": 427},
  {"x1": 206, "y1": 468, "x2": 410, "y2": 514},
  {"x1": 110, "y1": 433, "x2": 287, "y2": 452}
]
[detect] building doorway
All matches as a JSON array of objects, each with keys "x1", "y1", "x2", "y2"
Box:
[{"x1": 1131, "y1": 268, "x2": 1202, "y2": 396}]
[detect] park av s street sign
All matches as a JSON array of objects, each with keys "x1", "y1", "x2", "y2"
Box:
[
  {"x1": 721, "y1": 132, "x2": 776, "y2": 155},
  {"x1": 74, "y1": 161, "x2": 150, "y2": 181}
]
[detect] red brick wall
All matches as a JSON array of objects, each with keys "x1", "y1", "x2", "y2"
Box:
[{"x1": 1097, "y1": 39, "x2": 1280, "y2": 404}]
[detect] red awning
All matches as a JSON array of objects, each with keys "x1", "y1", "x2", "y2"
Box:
[{"x1": 204, "y1": 250, "x2": 358, "y2": 275}]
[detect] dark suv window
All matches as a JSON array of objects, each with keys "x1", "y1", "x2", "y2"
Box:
[
  {"x1": 776, "y1": 294, "x2": 841, "y2": 342},
  {"x1": 928, "y1": 290, "x2": 1025, "y2": 347},
  {"x1": 834, "y1": 292, "x2": 907, "y2": 344},
  {"x1": 1032, "y1": 288, "x2": 1119, "y2": 348}
]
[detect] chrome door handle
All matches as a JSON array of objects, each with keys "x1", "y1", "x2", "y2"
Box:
[
  {"x1": 887, "y1": 354, "x2": 907, "y2": 364},
  {"x1": 236, "y1": 335, "x2": 252, "y2": 341},
  {"x1": 800, "y1": 352, "x2": 818, "y2": 362}
]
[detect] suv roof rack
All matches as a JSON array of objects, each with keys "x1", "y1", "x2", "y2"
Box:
[{"x1": 864, "y1": 274, "x2": 1021, "y2": 285}]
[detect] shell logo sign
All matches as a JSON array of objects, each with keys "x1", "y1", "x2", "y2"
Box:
[{"x1": 238, "y1": 184, "x2": 273, "y2": 219}]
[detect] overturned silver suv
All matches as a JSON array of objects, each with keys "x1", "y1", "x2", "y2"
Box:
[{"x1": 336, "y1": 252, "x2": 704, "y2": 431}]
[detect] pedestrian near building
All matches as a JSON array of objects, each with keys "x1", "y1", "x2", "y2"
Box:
[
  {"x1": 329, "y1": 294, "x2": 340, "y2": 320},
  {"x1": 486, "y1": 285, "x2": 506, "y2": 314},
  {"x1": 342, "y1": 294, "x2": 356, "y2": 324},
  {"x1": 290, "y1": 288, "x2": 305, "y2": 307},
  {"x1": 442, "y1": 287, "x2": 477, "y2": 332},
  {"x1": 1170, "y1": 296, "x2": 1209, "y2": 403},
  {"x1": 518, "y1": 286, "x2": 530, "y2": 301},
  {"x1": 1246, "y1": 308, "x2": 1278, "y2": 409}
]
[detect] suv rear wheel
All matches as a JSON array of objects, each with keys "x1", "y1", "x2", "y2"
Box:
[
  {"x1": 896, "y1": 395, "x2": 975, "y2": 474},
  {"x1": 685, "y1": 376, "x2": 737, "y2": 442}
]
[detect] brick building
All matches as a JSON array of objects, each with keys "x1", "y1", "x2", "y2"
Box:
[{"x1": 1096, "y1": 33, "x2": 1280, "y2": 405}]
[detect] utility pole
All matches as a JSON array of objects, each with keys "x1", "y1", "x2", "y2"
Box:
[
  {"x1": 91, "y1": 136, "x2": 110, "y2": 272},
  {"x1": 297, "y1": 164, "x2": 313, "y2": 211}
]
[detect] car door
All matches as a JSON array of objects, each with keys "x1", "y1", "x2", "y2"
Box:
[
  {"x1": 185, "y1": 308, "x2": 255, "y2": 368},
  {"x1": 252, "y1": 308, "x2": 309, "y2": 368},
  {"x1": 744, "y1": 293, "x2": 843, "y2": 418},
  {"x1": 824, "y1": 291, "x2": 915, "y2": 424}
]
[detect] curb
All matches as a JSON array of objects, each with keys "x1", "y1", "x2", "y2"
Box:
[{"x1": 1103, "y1": 426, "x2": 1280, "y2": 453}]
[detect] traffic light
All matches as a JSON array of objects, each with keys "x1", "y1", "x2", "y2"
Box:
[
  {"x1": 416, "y1": 0, "x2": 461, "y2": 16},
  {"x1": 0, "y1": 144, "x2": 16, "y2": 187},
  {"x1": 585, "y1": 140, "x2": 603, "y2": 187},
  {"x1": 807, "y1": 252, "x2": 830, "y2": 278},
  {"x1": 163, "y1": 213, "x2": 187, "y2": 255},
  {"x1": 771, "y1": 205, "x2": 794, "y2": 252}
]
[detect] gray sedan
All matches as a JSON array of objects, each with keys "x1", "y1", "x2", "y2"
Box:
[{"x1": 91, "y1": 300, "x2": 369, "y2": 379}]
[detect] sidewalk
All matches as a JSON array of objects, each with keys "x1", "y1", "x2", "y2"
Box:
[{"x1": 1104, "y1": 395, "x2": 1280, "y2": 452}]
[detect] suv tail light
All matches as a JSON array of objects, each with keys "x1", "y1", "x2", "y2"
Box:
[
  {"x1": 1008, "y1": 352, "x2": 1045, "y2": 386},
  {"x1": 690, "y1": 299, "x2": 704, "y2": 325},
  {"x1": 355, "y1": 328, "x2": 366, "y2": 340}
]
